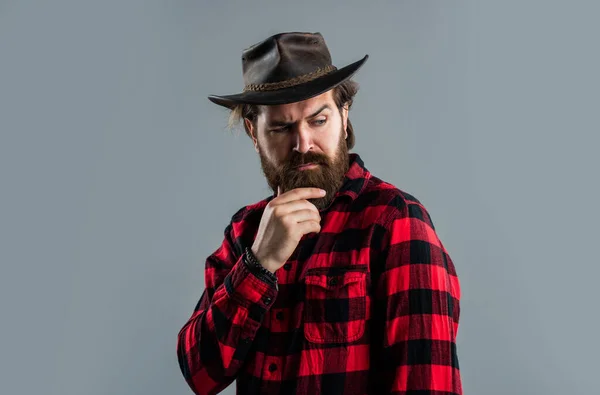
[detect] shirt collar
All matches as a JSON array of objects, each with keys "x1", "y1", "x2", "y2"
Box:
[{"x1": 332, "y1": 152, "x2": 371, "y2": 203}]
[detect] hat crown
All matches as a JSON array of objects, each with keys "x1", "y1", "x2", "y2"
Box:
[{"x1": 241, "y1": 32, "x2": 333, "y2": 87}]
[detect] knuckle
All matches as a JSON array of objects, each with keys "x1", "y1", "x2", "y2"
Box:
[{"x1": 281, "y1": 215, "x2": 293, "y2": 227}]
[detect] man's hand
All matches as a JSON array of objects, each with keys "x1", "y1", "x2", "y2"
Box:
[{"x1": 251, "y1": 186, "x2": 325, "y2": 273}]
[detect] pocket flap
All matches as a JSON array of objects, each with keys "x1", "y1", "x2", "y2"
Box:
[{"x1": 305, "y1": 271, "x2": 365, "y2": 290}]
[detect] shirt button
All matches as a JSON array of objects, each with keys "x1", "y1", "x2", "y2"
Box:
[
  {"x1": 263, "y1": 296, "x2": 272, "y2": 304},
  {"x1": 275, "y1": 311, "x2": 284, "y2": 321},
  {"x1": 283, "y1": 263, "x2": 291, "y2": 271},
  {"x1": 328, "y1": 278, "x2": 338, "y2": 286},
  {"x1": 268, "y1": 363, "x2": 278, "y2": 372}
]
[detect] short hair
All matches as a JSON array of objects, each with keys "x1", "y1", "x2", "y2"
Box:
[{"x1": 227, "y1": 79, "x2": 360, "y2": 150}]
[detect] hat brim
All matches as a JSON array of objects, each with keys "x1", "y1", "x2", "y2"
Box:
[{"x1": 207, "y1": 54, "x2": 368, "y2": 109}]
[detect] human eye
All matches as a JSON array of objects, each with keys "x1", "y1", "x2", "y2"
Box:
[
  {"x1": 312, "y1": 118, "x2": 327, "y2": 126},
  {"x1": 270, "y1": 125, "x2": 290, "y2": 133}
]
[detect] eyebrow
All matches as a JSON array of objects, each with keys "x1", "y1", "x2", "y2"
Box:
[{"x1": 267, "y1": 104, "x2": 331, "y2": 128}]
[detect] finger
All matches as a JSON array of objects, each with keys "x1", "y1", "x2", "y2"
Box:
[
  {"x1": 277, "y1": 185, "x2": 281, "y2": 197},
  {"x1": 288, "y1": 208, "x2": 321, "y2": 224},
  {"x1": 276, "y1": 187, "x2": 325, "y2": 204},
  {"x1": 298, "y1": 220, "x2": 321, "y2": 235},
  {"x1": 273, "y1": 199, "x2": 321, "y2": 218}
]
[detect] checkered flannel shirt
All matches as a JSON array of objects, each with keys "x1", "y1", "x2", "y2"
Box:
[{"x1": 177, "y1": 153, "x2": 462, "y2": 394}]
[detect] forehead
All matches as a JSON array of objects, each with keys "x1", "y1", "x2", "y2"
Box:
[{"x1": 259, "y1": 89, "x2": 335, "y2": 121}]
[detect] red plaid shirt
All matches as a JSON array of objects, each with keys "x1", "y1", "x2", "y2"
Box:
[{"x1": 177, "y1": 153, "x2": 462, "y2": 394}]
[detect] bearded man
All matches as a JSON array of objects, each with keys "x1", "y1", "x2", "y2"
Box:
[{"x1": 177, "y1": 31, "x2": 463, "y2": 395}]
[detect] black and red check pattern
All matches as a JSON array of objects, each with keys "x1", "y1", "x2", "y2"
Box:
[{"x1": 177, "y1": 153, "x2": 462, "y2": 394}]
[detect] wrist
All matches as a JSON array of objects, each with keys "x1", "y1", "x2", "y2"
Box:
[
  {"x1": 251, "y1": 246, "x2": 277, "y2": 273},
  {"x1": 244, "y1": 247, "x2": 278, "y2": 288}
]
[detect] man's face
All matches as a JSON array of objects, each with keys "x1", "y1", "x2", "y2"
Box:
[{"x1": 245, "y1": 89, "x2": 350, "y2": 210}]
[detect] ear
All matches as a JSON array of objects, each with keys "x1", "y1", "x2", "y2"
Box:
[
  {"x1": 245, "y1": 118, "x2": 259, "y2": 153},
  {"x1": 341, "y1": 104, "x2": 349, "y2": 139}
]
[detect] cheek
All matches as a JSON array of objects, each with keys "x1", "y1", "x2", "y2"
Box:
[
  {"x1": 323, "y1": 121, "x2": 343, "y2": 151},
  {"x1": 260, "y1": 138, "x2": 288, "y2": 164}
]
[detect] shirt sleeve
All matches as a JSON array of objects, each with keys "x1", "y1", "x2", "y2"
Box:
[
  {"x1": 176, "y1": 220, "x2": 278, "y2": 395},
  {"x1": 371, "y1": 198, "x2": 462, "y2": 394}
]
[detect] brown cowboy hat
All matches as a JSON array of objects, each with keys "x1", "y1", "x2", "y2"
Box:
[{"x1": 208, "y1": 32, "x2": 368, "y2": 109}]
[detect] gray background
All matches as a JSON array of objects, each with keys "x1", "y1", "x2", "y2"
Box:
[{"x1": 1, "y1": 1, "x2": 598, "y2": 394}]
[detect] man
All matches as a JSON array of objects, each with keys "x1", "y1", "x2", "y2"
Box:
[{"x1": 177, "y1": 32, "x2": 462, "y2": 395}]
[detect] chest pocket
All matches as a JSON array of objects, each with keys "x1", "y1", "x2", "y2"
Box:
[{"x1": 303, "y1": 269, "x2": 367, "y2": 344}]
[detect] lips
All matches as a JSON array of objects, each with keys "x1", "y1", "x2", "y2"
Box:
[{"x1": 295, "y1": 163, "x2": 319, "y2": 170}]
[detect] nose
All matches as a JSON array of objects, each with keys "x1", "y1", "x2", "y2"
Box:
[{"x1": 292, "y1": 124, "x2": 313, "y2": 154}]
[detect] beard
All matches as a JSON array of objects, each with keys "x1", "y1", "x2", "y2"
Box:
[{"x1": 257, "y1": 126, "x2": 350, "y2": 210}]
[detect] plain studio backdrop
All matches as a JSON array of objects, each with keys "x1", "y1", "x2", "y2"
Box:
[{"x1": 1, "y1": 1, "x2": 598, "y2": 394}]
